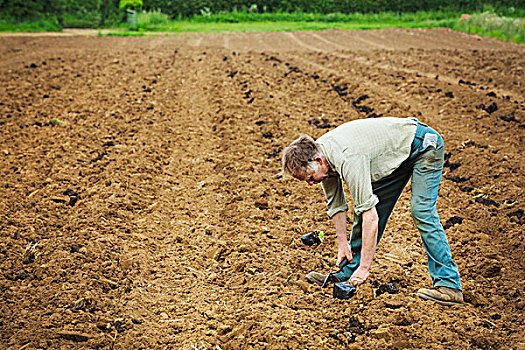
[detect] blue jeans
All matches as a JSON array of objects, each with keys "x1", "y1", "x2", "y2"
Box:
[{"x1": 336, "y1": 120, "x2": 462, "y2": 290}]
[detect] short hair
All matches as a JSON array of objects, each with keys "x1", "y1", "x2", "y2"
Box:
[{"x1": 281, "y1": 135, "x2": 321, "y2": 177}]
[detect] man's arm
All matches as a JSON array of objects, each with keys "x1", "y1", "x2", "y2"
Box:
[
  {"x1": 349, "y1": 206, "x2": 378, "y2": 286},
  {"x1": 332, "y1": 211, "x2": 353, "y2": 266}
]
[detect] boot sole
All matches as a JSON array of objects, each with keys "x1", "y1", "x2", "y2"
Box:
[
  {"x1": 417, "y1": 291, "x2": 464, "y2": 306},
  {"x1": 305, "y1": 273, "x2": 325, "y2": 286}
]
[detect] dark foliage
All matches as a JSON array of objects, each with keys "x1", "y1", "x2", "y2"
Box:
[{"x1": 1, "y1": 0, "x2": 524, "y2": 27}]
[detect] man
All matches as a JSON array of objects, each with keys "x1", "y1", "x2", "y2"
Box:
[{"x1": 281, "y1": 117, "x2": 463, "y2": 306}]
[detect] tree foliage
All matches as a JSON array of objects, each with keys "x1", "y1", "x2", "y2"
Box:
[
  {"x1": 119, "y1": 0, "x2": 143, "y2": 11},
  {"x1": 141, "y1": 0, "x2": 525, "y2": 18},
  {"x1": 1, "y1": 0, "x2": 523, "y2": 26}
]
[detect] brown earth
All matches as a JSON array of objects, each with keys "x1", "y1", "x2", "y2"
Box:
[{"x1": 0, "y1": 28, "x2": 524, "y2": 349}]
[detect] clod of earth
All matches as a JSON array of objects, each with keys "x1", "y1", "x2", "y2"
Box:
[
  {"x1": 475, "y1": 197, "x2": 500, "y2": 207},
  {"x1": 383, "y1": 298, "x2": 403, "y2": 309},
  {"x1": 376, "y1": 282, "x2": 399, "y2": 296},
  {"x1": 332, "y1": 84, "x2": 349, "y2": 97},
  {"x1": 481, "y1": 263, "x2": 502, "y2": 278},
  {"x1": 266, "y1": 56, "x2": 282, "y2": 63},
  {"x1": 14, "y1": 271, "x2": 29, "y2": 281},
  {"x1": 254, "y1": 201, "x2": 268, "y2": 210},
  {"x1": 499, "y1": 113, "x2": 518, "y2": 122},
  {"x1": 114, "y1": 320, "x2": 125, "y2": 333},
  {"x1": 459, "y1": 79, "x2": 476, "y2": 86},
  {"x1": 267, "y1": 149, "x2": 280, "y2": 159},
  {"x1": 57, "y1": 331, "x2": 90, "y2": 342},
  {"x1": 352, "y1": 95, "x2": 375, "y2": 115},
  {"x1": 444, "y1": 161, "x2": 461, "y2": 171},
  {"x1": 389, "y1": 74, "x2": 406, "y2": 80},
  {"x1": 443, "y1": 152, "x2": 461, "y2": 171},
  {"x1": 345, "y1": 316, "x2": 367, "y2": 337},
  {"x1": 507, "y1": 209, "x2": 524, "y2": 225},
  {"x1": 308, "y1": 118, "x2": 332, "y2": 129},
  {"x1": 355, "y1": 95, "x2": 369, "y2": 104},
  {"x1": 68, "y1": 196, "x2": 79, "y2": 206},
  {"x1": 284, "y1": 66, "x2": 302, "y2": 77},
  {"x1": 444, "y1": 216, "x2": 464, "y2": 229},
  {"x1": 476, "y1": 102, "x2": 498, "y2": 114},
  {"x1": 90, "y1": 151, "x2": 107, "y2": 164},
  {"x1": 63, "y1": 189, "x2": 78, "y2": 197},
  {"x1": 444, "y1": 175, "x2": 470, "y2": 183},
  {"x1": 507, "y1": 209, "x2": 523, "y2": 220}
]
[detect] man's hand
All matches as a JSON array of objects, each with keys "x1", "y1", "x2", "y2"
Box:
[
  {"x1": 336, "y1": 241, "x2": 353, "y2": 268},
  {"x1": 349, "y1": 266, "x2": 370, "y2": 286}
]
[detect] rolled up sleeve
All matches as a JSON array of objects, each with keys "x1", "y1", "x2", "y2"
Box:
[
  {"x1": 321, "y1": 175, "x2": 349, "y2": 218},
  {"x1": 340, "y1": 154, "x2": 379, "y2": 216}
]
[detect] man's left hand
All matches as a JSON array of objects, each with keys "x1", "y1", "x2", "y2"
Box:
[{"x1": 349, "y1": 266, "x2": 370, "y2": 286}]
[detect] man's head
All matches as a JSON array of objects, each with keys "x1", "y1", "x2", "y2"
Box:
[{"x1": 281, "y1": 135, "x2": 330, "y2": 185}]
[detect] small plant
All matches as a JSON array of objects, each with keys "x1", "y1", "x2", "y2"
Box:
[{"x1": 50, "y1": 118, "x2": 66, "y2": 126}]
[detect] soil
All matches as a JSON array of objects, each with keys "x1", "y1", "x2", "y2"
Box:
[{"x1": 0, "y1": 28, "x2": 524, "y2": 349}]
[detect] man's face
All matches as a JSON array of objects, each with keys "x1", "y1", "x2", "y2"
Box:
[{"x1": 296, "y1": 157, "x2": 330, "y2": 186}]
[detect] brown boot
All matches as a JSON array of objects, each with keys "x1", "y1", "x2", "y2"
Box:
[
  {"x1": 305, "y1": 271, "x2": 327, "y2": 286},
  {"x1": 417, "y1": 286, "x2": 464, "y2": 306}
]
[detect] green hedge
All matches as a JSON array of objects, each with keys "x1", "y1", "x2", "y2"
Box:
[
  {"x1": 142, "y1": 0, "x2": 525, "y2": 18},
  {"x1": 0, "y1": 0, "x2": 523, "y2": 27}
]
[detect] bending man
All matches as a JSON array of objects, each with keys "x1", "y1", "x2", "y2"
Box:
[{"x1": 281, "y1": 117, "x2": 463, "y2": 306}]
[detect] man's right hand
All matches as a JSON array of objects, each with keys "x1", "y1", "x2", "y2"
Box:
[{"x1": 336, "y1": 241, "x2": 354, "y2": 268}]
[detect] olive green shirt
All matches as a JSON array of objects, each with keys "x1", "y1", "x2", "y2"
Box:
[{"x1": 317, "y1": 117, "x2": 417, "y2": 218}]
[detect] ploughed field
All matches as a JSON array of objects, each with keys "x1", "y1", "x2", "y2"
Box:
[{"x1": 0, "y1": 28, "x2": 524, "y2": 349}]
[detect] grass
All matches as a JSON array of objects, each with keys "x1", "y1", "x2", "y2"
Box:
[
  {"x1": 453, "y1": 11, "x2": 525, "y2": 43},
  {"x1": 1, "y1": 9, "x2": 524, "y2": 44},
  {"x1": 128, "y1": 10, "x2": 459, "y2": 32},
  {"x1": 98, "y1": 31, "x2": 147, "y2": 36},
  {"x1": 0, "y1": 17, "x2": 62, "y2": 32}
]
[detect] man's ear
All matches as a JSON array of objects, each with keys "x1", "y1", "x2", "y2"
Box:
[{"x1": 313, "y1": 155, "x2": 323, "y2": 164}]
